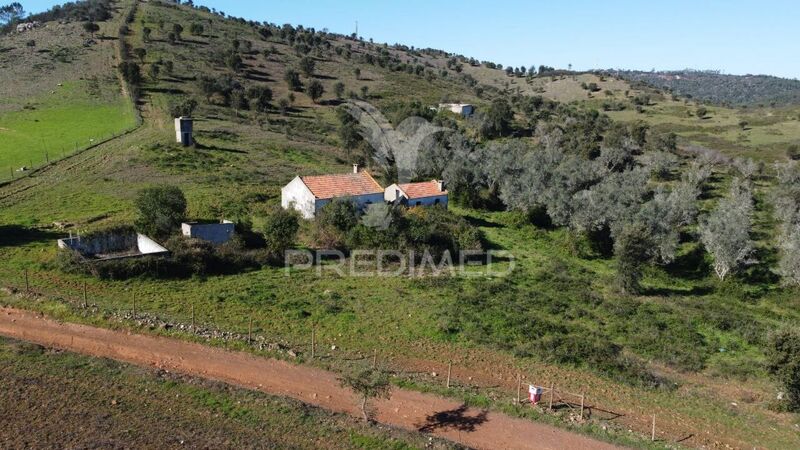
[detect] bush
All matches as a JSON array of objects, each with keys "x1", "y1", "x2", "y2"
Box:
[
  {"x1": 261, "y1": 208, "x2": 300, "y2": 263},
  {"x1": 768, "y1": 328, "x2": 800, "y2": 411},
  {"x1": 133, "y1": 185, "x2": 187, "y2": 239}
]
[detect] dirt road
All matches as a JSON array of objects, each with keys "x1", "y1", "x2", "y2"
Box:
[{"x1": 0, "y1": 307, "x2": 620, "y2": 450}]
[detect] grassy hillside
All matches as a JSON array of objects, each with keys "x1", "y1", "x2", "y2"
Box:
[
  {"x1": 0, "y1": 12, "x2": 138, "y2": 173},
  {"x1": 2, "y1": 1, "x2": 800, "y2": 449}
]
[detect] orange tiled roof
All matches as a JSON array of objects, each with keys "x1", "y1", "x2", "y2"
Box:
[
  {"x1": 398, "y1": 180, "x2": 447, "y2": 199},
  {"x1": 301, "y1": 171, "x2": 383, "y2": 199}
]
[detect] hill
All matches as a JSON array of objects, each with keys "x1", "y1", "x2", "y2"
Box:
[
  {"x1": 616, "y1": 69, "x2": 800, "y2": 107},
  {"x1": 2, "y1": 1, "x2": 800, "y2": 449}
]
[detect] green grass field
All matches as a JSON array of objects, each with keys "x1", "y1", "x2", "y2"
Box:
[{"x1": 0, "y1": 80, "x2": 137, "y2": 172}]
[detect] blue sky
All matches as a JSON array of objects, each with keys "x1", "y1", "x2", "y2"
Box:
[{"x1": 23, "y1": 0, "x2": 800, "y2": 78}]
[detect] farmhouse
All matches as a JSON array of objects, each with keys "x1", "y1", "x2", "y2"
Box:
[
  {"x1": 438, "y1": 103, "x2": 475, "y2": 118},
  {"x1": 281, "y1": 165, "x2": 384, "y2": 219},
  {"x1": 384, "y1": 180, "x2": 448, "y2": 207}
]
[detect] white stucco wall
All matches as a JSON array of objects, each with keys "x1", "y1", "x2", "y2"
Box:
[
  {"x1": 407, "y1": 195, "x2": 448, "y2": 207},
  {"x1": 281, "y1": 177, "x2": 317, "y2": 219},
  {"x1": 384, "y1": 184, "x2": 403, "y2": 202}
]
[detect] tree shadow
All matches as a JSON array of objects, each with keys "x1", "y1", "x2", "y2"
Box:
[
  {"x1": 416, "y1": 404, "x2": 489, "y2": 433},
  {"x1": 0, "y1": 225, "x2": 61, "y2": 248},
  {"x1": 664, "y1": 244, "x2": 711, "y2": 280},
  {"x1": 194, "y1": 142, "x2": 248, "y2": 154}
]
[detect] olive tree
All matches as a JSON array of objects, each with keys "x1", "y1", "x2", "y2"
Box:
[{"x1": 699, "y1": 179, "x2": 754, "y2": 280}]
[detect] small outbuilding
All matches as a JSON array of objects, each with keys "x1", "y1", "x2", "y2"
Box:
[
  {"x1": 384, "y1": 180, "x2": 448, "y2": 207},
  {"x1": 174, "y1": 116, "x2": 193, "y2": 146},
  {"x1": 181, "y1": 220, "x2": 235, "y2": 245},
  {"x1": 438, "y1": 103, "x2": 475, "y2": 118},
  {"x1": 281, "y1": 165, "x2": 384, "y2": 219}
]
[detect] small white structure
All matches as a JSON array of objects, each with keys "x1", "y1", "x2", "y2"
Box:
[
  {"x1": 58, "y1": 232, "x2": 169, "y2": 261},
  {"x1": 174, "y1": 116, "x2": 193, "y2": 146},
  {"x1": 282, "y1": 165, "x2": 385, "y2": 219},
  {"x1": 438, "y1": 103, "x2": 475, "y2": 118},
  {"x1": 181, "y1": 220, "x2": 235, "y2": 244},
  {"x1": 385, "y1": 180, "x2": 448, "y2": 207}
]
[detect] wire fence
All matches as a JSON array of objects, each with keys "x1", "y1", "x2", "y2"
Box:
[
  {"x1": 0, "y1": 267, "x2": 669, "y2": 445},
  {"x1": 0, "y1": 120, "x2": 142, "y2": 186}
]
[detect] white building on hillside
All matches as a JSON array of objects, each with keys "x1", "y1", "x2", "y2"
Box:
[
  {"x1": 384, "y1": 180, "x2": 448, "y2": 207},
  {"x1": 281, "y1": 165, "x2": 385, "y2": 219},
  {"x1": 437, "y1": 103, "x2": 475, "y2": 118}
]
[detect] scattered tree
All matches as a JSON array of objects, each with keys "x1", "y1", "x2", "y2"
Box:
[
  {"x1": 172, "y1": 23, "x2": 184, "y2": 41},
  {"x1": 338, "y1": 368, "x2": 392, "y2": 422},
  {"x1": 133, "y1": 47, "x2": 146, "y2": 63},
  {"x1": 334, "y1": 81, "x2": 345, "y2": 99},
  {"x1": 284, "y1": 68, "x2": 302, "y2": 91},
  {"x1": 134, "y1": 185, "x2": 187, "y2": 238},
  {"x1": 299, "y1": 56, "x2": 315, "y2": 77},
  {"x1": 83, "y1": 21, "x2": 100, "y2": 38},
  {"x1": 306, "y1": 80, "x2": 324, "y2": 103}
]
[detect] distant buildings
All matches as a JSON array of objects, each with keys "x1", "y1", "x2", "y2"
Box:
[
  {"x1": 281, "y1": 166, "x2": 449, "y2": 219},
  {"x1": 438, "y1": 103, "x2": 475, "y2": 118}
]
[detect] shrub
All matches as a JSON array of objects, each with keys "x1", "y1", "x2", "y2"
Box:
[
  {"x1": 133, "y1": 185, "x2": 187, "y2": 239},
  {"x1": 768, "y1": 329, "x2": 800, "y2": 411},
  {"x1": 261, "y1": 208, "x2": 300, "y2": 262}
]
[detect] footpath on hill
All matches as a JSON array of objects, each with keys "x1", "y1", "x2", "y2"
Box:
[{"x1": 0, "y1": 306, "x2": 620, "y2": 450}]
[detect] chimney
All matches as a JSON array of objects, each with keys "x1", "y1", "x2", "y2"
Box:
[
  {"x1": 436, "y1": 180, "x2": 444, "y2": 192},
  {"x1": 353, "y1": 164, "x2": 359, "y2": 173}
]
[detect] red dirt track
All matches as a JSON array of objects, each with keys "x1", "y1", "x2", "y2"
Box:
[{"x1": 0, "y1": 307, "x2": 620, "y2": 450}]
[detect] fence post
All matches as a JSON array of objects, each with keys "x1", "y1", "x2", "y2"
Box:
[
  {"x1": 446, "y1": 361, "x2": 452, "y2": 388},
  {"x1": 311, "y1": 327, "x2": 316, "y2": 359},
  {"x1": 9, "y1": 167, "x2": 13, "y2": 180},
  {"x1": 651, "y1": 414, "x2": 656, "y2": 441},
  {"x1": 516, "y1": 373, "x2": 521, "y2": 405},
  {"x1": 248, "y1": 316, "x2": 252, "y2": 343},
  {"x1": 132, "y1": 292, "x2": 136, "y2": 318},
  {"x1": 24, "y1": 269, "x2": 29, "y2": 292},
  {"x1": 580, "y1": 394, "x2": 585, "y2": 420},
  {"x1": 372, "y1": 349, "x2": 377, "y2": 368},
  {"x1": 45, "y1": 152, "x2": 49, "y2": 164},
  {"x1": 82, "y1": 281, "x2": 87, "y2": 308},
  {"x1": 191, "y1": 303, "x2": 195, "y2": 333},
  {"x1": 548, "y1": 383, "x2": 554, "y2": 410}
]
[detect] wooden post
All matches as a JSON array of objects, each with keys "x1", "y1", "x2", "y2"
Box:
[
  {"x1": 9, "y1": 167, "x2": 13, "y2": 180},
  {"x1": 82, "y1": 281, "x2": 87, "y2": 308},
  {"x1": 311, "y1": 327, "x2": 316, "y2": 359},
  {"x1": 191, "y1": 303, "x2": 195, "y2": 333},
  {"x1": 24, "y1": 269, "x2": 29, "y2": 292},
  {"x1": 548, "y1": 383, "x2": 554, "y2": 410},
  {"x1": 248, "y1": 316, "x2": 252, "y2": 343},
  {"x1": 132, "y1": 292, "x2": 136, "y2": 318},
  {"x1": 516, "y1": 373, "x2": 521, "y2": 404},
  {"x1": 580, "y1": 394, "x2": 585, "y2": 420},
  {"x1": 446, "y1": 361, "x2": 452, "y2": 388},
  {"x1": 45, "y1": 152, "x2": 49, "y2": 164},
  {"x1": 651, "y1": 414, "x2": 656, "y2": 441},
  {"x1": 372, "y1": 349, "x2": 377, "y2": 368}
]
